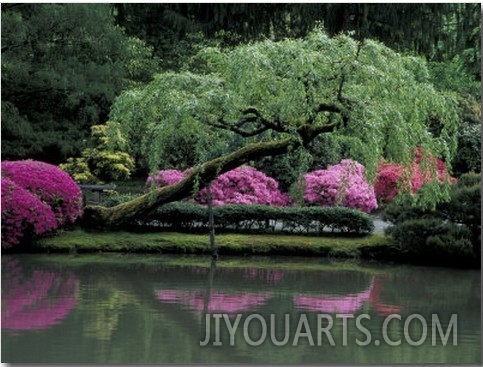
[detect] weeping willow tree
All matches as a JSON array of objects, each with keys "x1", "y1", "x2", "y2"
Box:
[{"x1": 83, "y1": 28, "x2": 459, "y2": 228}]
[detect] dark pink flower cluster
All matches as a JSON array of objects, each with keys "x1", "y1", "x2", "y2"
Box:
[
  {"x1": 1, "y1": 178, "x2": 58, "y2": 246},
  {"x1": 1, "y1": 160, "x2": 83, "y2": 247},
  {"x1": 374, "y1": 149, "x2": 456, "y2": 202},
  {"x1": 303, "y1": 160, "x2": 378, "y2": 213}
]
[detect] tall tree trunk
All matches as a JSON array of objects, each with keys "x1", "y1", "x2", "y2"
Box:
[{"x1": 82, "y1": 137, "x2": 294, "y2": 228}]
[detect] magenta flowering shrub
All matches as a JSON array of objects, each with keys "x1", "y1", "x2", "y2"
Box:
[
  {"x1": 1, "y1": 177, "x2": 57, "y2": 247},
  {"x1": 1, "y1": 160, "x2": 83, "y2": 247},
  {"x1": 303, "y1": 160, "x2": 378, "y2": 213},
  {"x1": 2, "y1": 160, "x2": 83, "y2": 226},
  {"x1": 147, "y1": 166, "x2": 289, "y2": 206},
  {"x1": 196, "y1": 166, "x2": 289, "y2": 206}
]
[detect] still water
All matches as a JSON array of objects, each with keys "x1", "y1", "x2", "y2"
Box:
[{"x1": 2, "y1": 254, "x2": 480, "y2": 364}]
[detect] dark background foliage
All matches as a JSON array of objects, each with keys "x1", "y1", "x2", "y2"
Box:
[{"x1": 2, "y1": 4, "x2": 480, "y2": 172}]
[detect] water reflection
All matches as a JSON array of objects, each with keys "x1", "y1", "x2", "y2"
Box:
[
  {"x1": 367, "y1": 276, "x2": 401, "y2": 316},
  {"x1": 293, "y1": 276, "x2": 401, "y2": 316},
  {"x1": 79, "y1": 276, "x2": 139, "y2": 341},
  {"x1": 2, "y1": 258, "x2": 79, "y2": 331},
  {"x1": 1, "y1": 255, "x2": 480, "y2": 364},
  {"x1": 156, "y1": 289, "x2": 272, "y2": 315},
  {"x1": 242, "y1": 268, "x2": 284, "y2": 284},
  {"x1": 293, "y1": 278, "x2": 375, "y2": 313}
]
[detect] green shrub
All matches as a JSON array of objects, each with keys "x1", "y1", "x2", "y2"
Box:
[
  {"x1": 380, "y1": 195, "x2": 439, "y2": 225},
  {"x1": 442, "y1": 172, "x2": 481, "y2": 254},
  {"x1": 133, "y1": 202, "x2": 374, "y2": 235},
  {"x1": 386, "y1": 219, "x2": 474, "y2": 264},
  {"x1": 384, "y1": 172, "x2": 481, "y2": 264}
]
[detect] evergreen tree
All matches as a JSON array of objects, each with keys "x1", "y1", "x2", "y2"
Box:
[{"x1": 1, "y1": 4, "x2": 159, "y2": 163}]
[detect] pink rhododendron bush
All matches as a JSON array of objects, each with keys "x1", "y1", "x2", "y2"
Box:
[
  {"x1": 197, "y1": 166, "x2": 289, "y2": 206},
  {"x1": 303, "y1": 160, "x2": 378, "y2": 213},
  {"x1": 1, "y1": 160, "x2": 83, "y2": 248},
  {"x1": 374, "y1": 149, "x2": 456, "y2": 202},
  {"x1": 146, "y1": 169, "x2": 188, "y2": 187},
  {"x1": 147, "y1": 166, "x2": 289, "y2": 206}
]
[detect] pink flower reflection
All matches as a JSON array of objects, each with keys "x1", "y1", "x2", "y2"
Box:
[
  {"x1": 368, "y1": 276, "x2": 401, "y2": 316},
  {"x1": 156, "y1": 289, "x2": 272, "y2": 315},
  {"x1": 2, "y1": 259, "x2": 79, "y2": 331},
  {"x1": 293, "y1": 278, "x2": 375, "y2": 313}
]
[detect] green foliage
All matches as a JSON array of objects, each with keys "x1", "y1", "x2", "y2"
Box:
[
  {"x1": 102, "y1": 193, "x2": 142, "y2": 208},
  {"x1": 109, "y1": 72, "x2": 236, "y2": 172},
  {"x1": 59, "y1": 157, "x2": 96, "y2": 184},
  {"x1": 383, "y1": 172, "x2": 481, "y2": 260},
  {"x1": 442, "y1": 172, "x2": 481, "y2": 253},
  {"x1": 1, "y1": 4, "x2": 159, "y2": 163},
  {"x1": 60, "y1": 124, "x2": 135, "y2": 183},
  {"x1": 121, "y1": 202, "x2": 375, "y2": 235},
  {"x1": 429, "y1": 58, "x2": 480, "y2": 176},
  {"x1": 110, "y1": 28, "x2": 459, "y2": 203},
  {"x1": 380, "y1": 195, "x2": 438, "y2": 225},
  {"x1": 452, "y1": 123, "x2": 481, "y2": 175},
  {"x1": 386, "y1": 219, "x2": 474, "y2": 265}
]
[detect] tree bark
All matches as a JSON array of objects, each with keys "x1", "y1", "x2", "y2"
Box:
[{"x1": 82, "y1": 137, "x2": 295, "y2": 228}]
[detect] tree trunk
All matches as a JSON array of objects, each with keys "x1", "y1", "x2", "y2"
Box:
[
  {"x1": 206, "y1": 181, "x2": 218, "y2": 259},
  {"x1": 82, "y1": 137, "x2": 294, "y2": 228}
]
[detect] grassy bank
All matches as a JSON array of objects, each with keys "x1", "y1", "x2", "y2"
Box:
[
  {"x1": 29, "y1": 230, "x2": 388, "y2": 259},
  {"x1": 21, "y1": 230, "x2": 478, "y2": 268}
]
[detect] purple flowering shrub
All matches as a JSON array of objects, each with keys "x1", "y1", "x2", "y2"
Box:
[
  {"x1": 1, "y1": 160, "x2": 83, "y2": 247},
  {"x1": 1, "y1": 178, "x2": 58, "y2": 247},
  {"x1": 303, "y1": 159, "x2": 378, "y2": 213}
]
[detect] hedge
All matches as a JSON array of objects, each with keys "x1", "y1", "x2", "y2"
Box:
[{"x1": 123, "y1": 202, "x2": 374, "y2": 235}]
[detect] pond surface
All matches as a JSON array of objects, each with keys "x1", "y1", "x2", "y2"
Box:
[{"x1": 2, "y1": 254, "x2": 480, "y2": 364}]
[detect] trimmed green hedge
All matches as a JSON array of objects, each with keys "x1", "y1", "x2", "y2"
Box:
[{"x1": 127, "y1": 202, "x2": 374, "y2": 235}]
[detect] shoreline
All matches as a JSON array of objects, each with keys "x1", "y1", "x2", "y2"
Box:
[{"x1": 8, "y1": 230, "x2": 478, "y2": 269}]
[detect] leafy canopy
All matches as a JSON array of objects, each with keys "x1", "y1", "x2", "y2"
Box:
[{"x1": 110, "y1": 28, "x2": 459, "y2": 204}]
